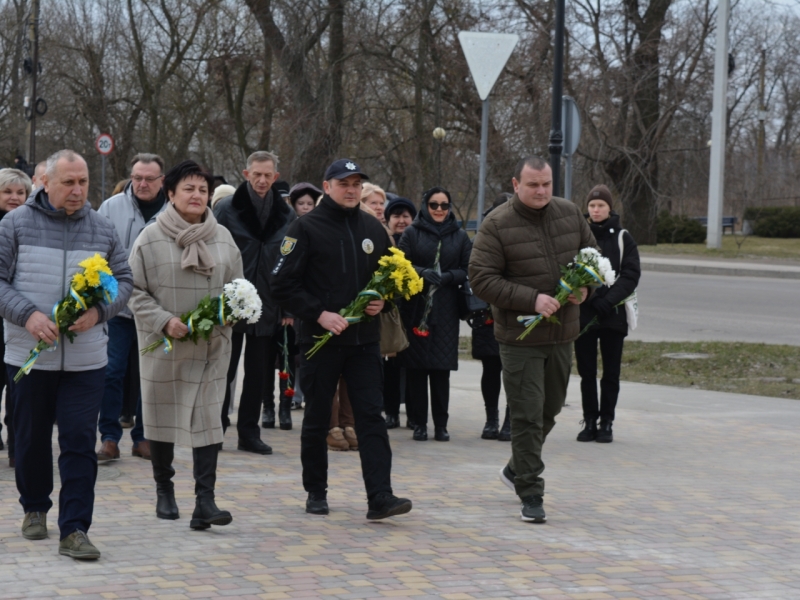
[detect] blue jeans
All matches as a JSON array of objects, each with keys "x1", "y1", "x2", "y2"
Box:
[
  {"x1": 98, "y1": 317, "x2": 144, "y2": 444},
  {"x1": 8, "y1": 365, "x2": 105, "y2": 539}
]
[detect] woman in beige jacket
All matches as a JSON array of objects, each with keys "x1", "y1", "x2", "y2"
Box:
[{"x1": 128, "y1": 160, "x2": 243, "y2": 530}]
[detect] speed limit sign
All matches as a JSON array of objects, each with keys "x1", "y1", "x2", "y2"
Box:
[{"x1": 95, "y1": 133, "x2": 114, "y2": 155}]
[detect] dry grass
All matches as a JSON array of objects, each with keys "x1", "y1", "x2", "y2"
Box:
[
  {"x1": 640, "y1": 236, "x2": 800, "y2": 262},
  {"x1": 459, "y1": 338, "x2": 800, "y2": 400}
]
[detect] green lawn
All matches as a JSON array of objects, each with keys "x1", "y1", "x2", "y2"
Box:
[
  {"x1": 640, "y1": 236, "x2": 800, "y2": 261},
  {"x1": 459, "y1": 338, "x2": 800, "y2": 400}
]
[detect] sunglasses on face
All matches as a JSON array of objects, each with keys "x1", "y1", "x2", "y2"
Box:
[{"x1": 428, "y1": 202, "x2": 450, "y2": 211}]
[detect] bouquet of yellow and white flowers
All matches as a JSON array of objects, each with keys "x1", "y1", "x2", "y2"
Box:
[
  {"x1": 14, "y1": 253, "x2": 120, "y2": 382},
  {"x1": 516, "y1": 247, "x2": 616, "y2": 341},
  {"x1": 306, "y1": 247, "x2": 423, "y2": 358},
  {"x1": 141, "y1": 278, "x2": 261, "y2": 354}
]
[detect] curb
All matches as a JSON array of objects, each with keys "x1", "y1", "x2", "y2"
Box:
[{"x1": 640, "y1": 258, "x2": 800, "y2": 280}]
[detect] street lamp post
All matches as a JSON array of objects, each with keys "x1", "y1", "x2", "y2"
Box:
[
  {"x1": 433, "y1": 127, "x2": 446, "y2": 186},
  {"x1": 548, "y1": 0, "x2": 566, "y2": 197}
]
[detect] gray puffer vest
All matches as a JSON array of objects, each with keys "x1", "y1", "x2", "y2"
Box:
[{"x1": 0, "y1": 191, "x2": 133, "y2": 371}]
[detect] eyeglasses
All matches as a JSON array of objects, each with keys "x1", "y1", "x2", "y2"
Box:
[
  {"x1": 428, "y1": 202, "x2": 450, "y2": 211},
  {"x1": 131, "y1": 176, "x2": 163, "y2": 183}
]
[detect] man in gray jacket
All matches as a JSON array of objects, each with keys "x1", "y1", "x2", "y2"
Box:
[
  {"x1": 96, "y1": 153, "x2": 166, "y2": 462},
  {"x1": 0, "y1": 150, "x2": 133, "y2": 560}
]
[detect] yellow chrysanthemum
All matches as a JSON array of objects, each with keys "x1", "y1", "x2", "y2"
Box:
[
  {"x1": 78, "y1": 253, "x2": 112, "y2": 288},
  {"x1": 71, "y1": 272, "x2": 87, "y2": 292}
]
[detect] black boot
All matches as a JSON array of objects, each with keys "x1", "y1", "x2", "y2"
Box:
[
  {"x1": 151, "y1": 441, "x2": 179, "y2": 520},
  {"x1": 262, "y1": 404, "x2": 275, "y2": 429},
  {"x1": 481, "y1": 407, "x2": 499, "y2": 439},
  {"x1": 278, "y1": 395, "x2": 292, "y2": 431},
  {"x1": 577, "y1": 419, "x2": 598, "y2": 442},
  {"x1": 412, "y1": 424, "x2": 427, "y2": 441},
  {"x1": 434, "y1": 426, "x2": 450, "y2": 442},
  {"x1": 190, "y1": 444, "x2": 232, "y2": 530},
  {"x1": 385, "y1": 414, "x2": 400, "y2": 429},
  {"x1": 596, "y1": 420, "x2": 613, "y2": 443},
  {"x1": 497, "y1": 406, "x2": 511, "y2": 441}
]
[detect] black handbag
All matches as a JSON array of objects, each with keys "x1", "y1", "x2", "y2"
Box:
[{"x1": 458, "y1": 278, "x2": 488, "y2": 320}]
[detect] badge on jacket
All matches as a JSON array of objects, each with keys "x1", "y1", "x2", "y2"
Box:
[
  {"x1": 362, "y1": 238, "x2": 374, "y2": 254},
  {"x1": 280, "y1": 236, "x2": 297, "y2": 255}
]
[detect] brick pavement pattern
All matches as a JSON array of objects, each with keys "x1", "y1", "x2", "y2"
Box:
[{"x1": 1, "y1": 360, "x2": 799, "y2": 599}]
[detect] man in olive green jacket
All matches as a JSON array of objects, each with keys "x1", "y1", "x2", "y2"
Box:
[{"x1": 469, "y1": 156, "x2": 596, "y2": 523}]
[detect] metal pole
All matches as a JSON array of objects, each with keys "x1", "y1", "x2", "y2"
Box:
[
  {"x1": 477, "y1": 98, "x2": 489, "y2": 226},
  {"x1": 564, "y1": 155, "x2": 573, "y2": 201},
  {"x1": 548, "y1": 0, "x2": 566, "y2": 197},
  {"x1": 102, "y1": 155, "x2": 106, "y2": 201},
  {"x1": 757, "y1": 47, "x2": 766, "y2": 182},
  {"x1": 706, "y1": 0, "x2": 730, "y2": 249},
  {"x1": 25, "y1": 0, "x2": 41, "y2": 164}
]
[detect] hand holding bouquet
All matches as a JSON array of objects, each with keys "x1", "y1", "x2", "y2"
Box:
[
  {"x1": 516, "y1": 248, "x2": 616, "y2": 341},
  {"x1": 413, "y1": 241, "x2": 441, "y2": 337},
  {"x1": 306, "y1": 247, "x2": 423, "y2": 358},
  {"x1": 141, "y1": 278, "x2": 262, "y2": 354},
  {"x1": 15, "y1": 254, "x2": 120, "y2": 382}
]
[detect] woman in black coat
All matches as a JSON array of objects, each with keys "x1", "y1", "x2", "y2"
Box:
[
  {"x1": 398, "y1": 187, "x2": 471, "y2": 442},
  {"x1": 574, "y1": 185, "x2": 641, "y2": 443}
]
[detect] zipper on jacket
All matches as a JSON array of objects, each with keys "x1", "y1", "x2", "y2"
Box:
[
  {"x1": 344, "y1": 217, "x2": 360, "y2": 345},
  {"x1": 60, "y1": 217, "x2": 68, "y2": 370}
]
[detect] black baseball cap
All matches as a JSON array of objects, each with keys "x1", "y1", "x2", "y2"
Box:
[{"x1": 323, "y1": 159, "x2": 370, "y2": 181}]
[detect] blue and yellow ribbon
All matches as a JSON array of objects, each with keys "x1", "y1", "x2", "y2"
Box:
[
  {"x1": 163, "y1": 337, "x2": 173, "y2": 354},
  {"x1": 558, "y1": 278, "x2": 573, "y2": 294},
  {"x1": 576, "y1": 262, "x2": 603, "y2": 286},
  {"x1": 18, "y1": 347, "x2": 41, "y2": 378},
  {"x1": 218, "y1": 294, "x2": 226, "y2": 325},
  {"x1": 517, "y1": 314, "x2": 543, "y2": 328},
  {"x1": 187, "y1": 315, "x2": 194, "y2": 336},
  {"x1": 70, "y1": 287, "x2": 87, "y2": 311}
]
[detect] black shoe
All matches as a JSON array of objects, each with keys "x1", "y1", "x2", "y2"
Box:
[
  {"x1": 497, "y1": 406, "x2": 511, "y2": 441},
  {"x1": 306, "y1": 492, "x2": 329, "y2": 515},
  {"x1": 237, "y1": 437, "x2": 273, "y2": 455},
  {"x1": 385, "y1": 414, "x2": 400, "y2": 429},
  {"x1": 366, "y1": 492, "x2": 412, "y2": 520},
  {"x1": 520, "y1": 495, "x2": 546, "y2": 523},
  {"x1": 434, "y1": 426, "x2": 449, "y2": 442},
  {"x1": 261, "y1": 406, "x2": 275, "y2": 429},
  {"x1": 406, "y1": 419, "x2": 416, "y2": 430},
  {"x1": 577, "y1": 419, "x2": 598, "y2": 442},
  {"x1": 481, "y1": 420, "x2": 499, "y2": 440},
  {"x1": 190, "y1": 496, "x2": 232, "y2": 530},
  {"x1": 499, "y1": 464, "x2": 516, "y2": 492},
  {"x1": 412, "y1": 425, "x2": 427, "y2": 441},
  {"x1": 278, "y1": 397, "x2": 292, "y2": 431},
  {"x1": 156, "y1": 488, "x2": 180, "y2": 520},
  {"x1": 596, "y1": 420, "x2": 613, "y2": 443}
]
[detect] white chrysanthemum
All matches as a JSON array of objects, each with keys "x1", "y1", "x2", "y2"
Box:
[
  {"x1": 596, "y1": 256, "x2": 616, "y2": 286},
  {"x1": 224, "y1": 278, "x2": 262, "y2": 324}
]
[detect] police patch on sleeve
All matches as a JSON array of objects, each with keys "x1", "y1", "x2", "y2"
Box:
[
  {"x1": 280, "y1": 236, "x2": 297, "y2": 256},
  {"x1": 362, "y1": 238, "x2": 374, "y2": 254}
]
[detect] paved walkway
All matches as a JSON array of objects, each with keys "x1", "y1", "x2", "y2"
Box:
[
  {"x1": 2, "y1": 360, "x2": 800, "y2": 599},
  {"x1": 639, "y1": 254, "x2": 800, "y2": 280}
]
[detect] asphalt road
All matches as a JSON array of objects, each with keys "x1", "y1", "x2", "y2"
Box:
[{"x1": 629, "y1": 270, "x2": 800, "y2": 345}]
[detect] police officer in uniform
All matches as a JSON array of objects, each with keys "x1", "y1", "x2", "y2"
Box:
[{"x1": 270, "y1": 159, "x2": 412, "y2": 520}]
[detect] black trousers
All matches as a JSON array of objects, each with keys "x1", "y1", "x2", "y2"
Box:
[
  {"x1": 299, "y1": 343, "x2": 392, "y2": 500},
  {"x1": 480, "y1": 356, "x2": 503, "y2": 419},
  {"x1": 383, "y1": 356, "x2": 403, "y2": 417},
  {"x1": 7, "y1": 365, "x2": 105, "y2": 540},
  {"x1": 221, "y1": 332, "x2": 276, "y2": 441},
  {"x1": 406, "y1": 368, "x2": 450, "y2": 428},
  {"x1": 574, "y1": 329, "x2": 626, "y2": 422}
]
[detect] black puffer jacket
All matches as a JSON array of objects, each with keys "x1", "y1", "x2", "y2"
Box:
[
  {"x1": 269, "y1": 195, "x2": 391, "y2": 347},
  {"x1": 214, "y1": 182, "x2": 295, "y2": 337},
  {"x1": 398, "y1": 207, "x2": 471, "y2": 371},
  {"x1": 579, "y1": 212, "x2": 641, "y2": 336}
]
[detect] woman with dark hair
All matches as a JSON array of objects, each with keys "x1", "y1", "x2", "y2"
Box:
[
  {"x1": 574, "y1": 185, "x2": 640, "y2": 443},
  {"x1": 398, "y1": 186, "x2": 471, "y2": 441},
  {"x1": 128, "y1": 160, "x2": 243, "y2": 529}
]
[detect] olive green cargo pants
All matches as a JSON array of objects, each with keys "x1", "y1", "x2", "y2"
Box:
[{"x1": 499, "y1": 342, "x2": 572, "y2": 499}]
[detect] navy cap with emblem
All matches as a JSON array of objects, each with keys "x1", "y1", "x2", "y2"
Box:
[{"x1": 323, "y1": 159, "x2": 370, "y2": 182}]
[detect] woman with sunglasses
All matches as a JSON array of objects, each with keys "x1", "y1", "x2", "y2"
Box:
[{"x1": 398, "y1": 187, "x2": 471, "y2": 441}]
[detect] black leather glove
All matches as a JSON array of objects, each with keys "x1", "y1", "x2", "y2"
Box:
[
  {"x1": 591, "y1": 296, "x2": 614, "y2": 319},
  {"x1": 439, "y1": 272, "x2": 454, "y2": 286},
  {"x1": 421, "y1": 269, "x2": 442, "y2": 286}
]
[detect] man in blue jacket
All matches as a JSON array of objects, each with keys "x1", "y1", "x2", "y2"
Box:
[{"x1": 0, "y1": 150, "x2": 133, "y2": 560}]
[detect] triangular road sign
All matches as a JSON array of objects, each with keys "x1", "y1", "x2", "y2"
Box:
[{"x1": 458, "y1": 32, "x2": 519, "y2": 100}]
